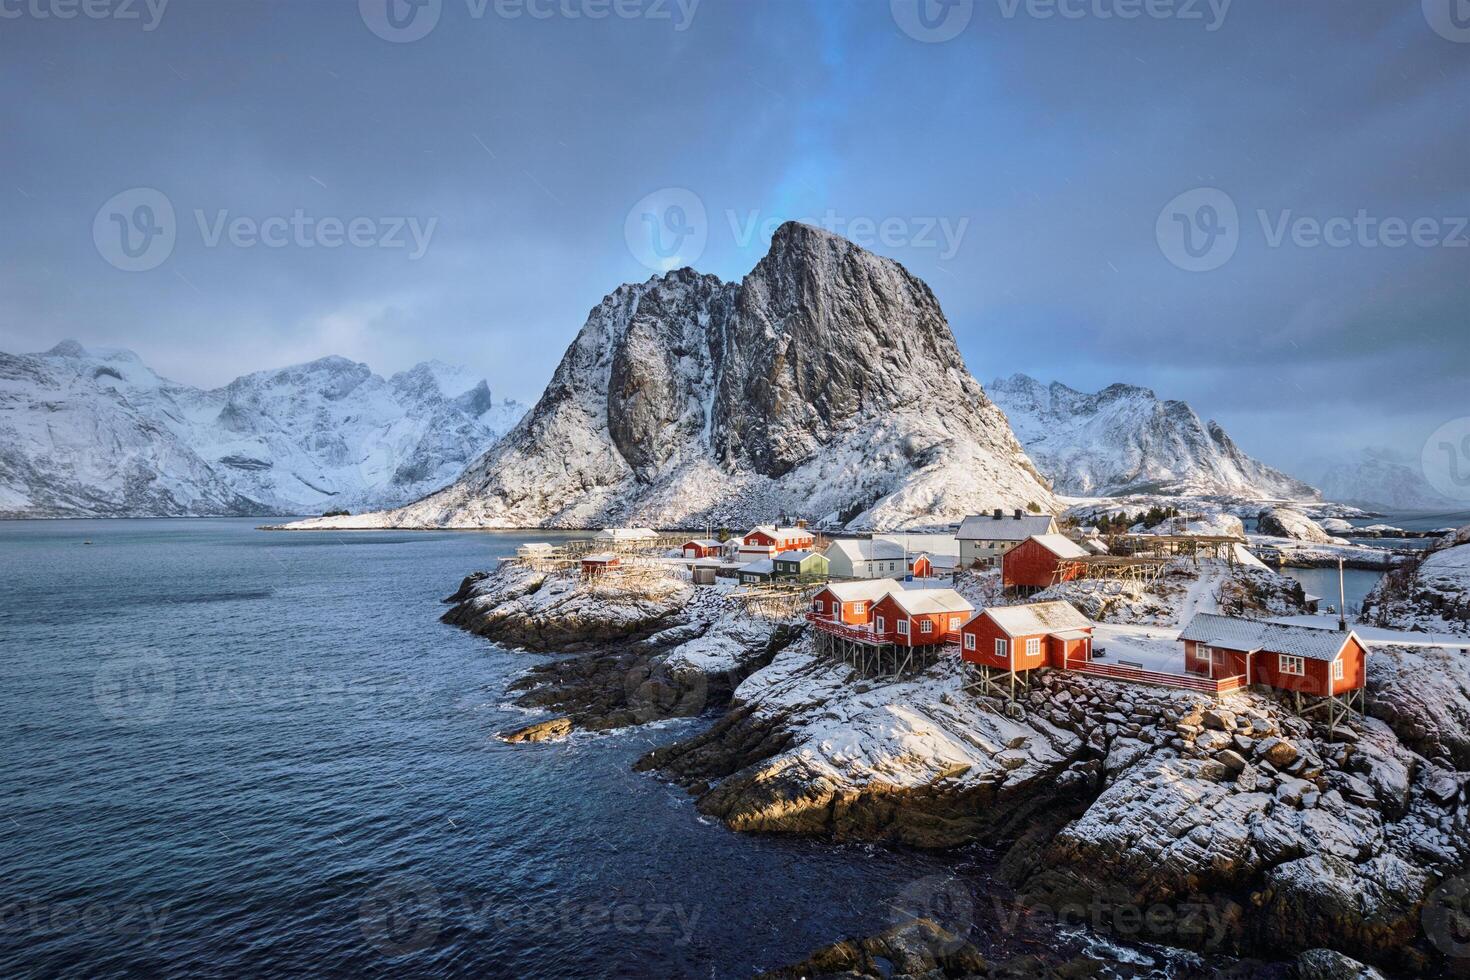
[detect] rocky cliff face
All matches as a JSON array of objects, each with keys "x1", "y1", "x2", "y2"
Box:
[
  {"x1": 0, "y1": 342, "x2": 524, "y2": 518},
  {"x1": 304, "y1": 222, "x2": 1054, "y2": 531},
  {"x1": 1361, "y1": 541, "x2": 1470, "y2": 636},
  {"x1": 989, "y1": 374, "x2": 1319, "y2": 501}
]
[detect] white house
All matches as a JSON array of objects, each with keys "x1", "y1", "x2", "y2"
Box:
[
  {"x1": 872, "y1": 532, "x2": 960, "y2": 559},
  {"x1": 956, "y1": 510, "x2": 1059, "y2": 569},
  {"x1": 825, "y1": 538, "x2": 907, "y2": 580},
  {"x1": 596, "y1": 527, "x2": 659, "y2": 544}
]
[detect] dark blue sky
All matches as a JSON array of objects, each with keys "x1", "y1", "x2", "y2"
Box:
[{"x1": 2, "y1": 0, "x2": 1466, "y2": 477}]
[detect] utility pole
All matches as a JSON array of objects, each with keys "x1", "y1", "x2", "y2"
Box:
[{"x1": 1337, "y1": 557, "x2": 1348, "y2": 633}]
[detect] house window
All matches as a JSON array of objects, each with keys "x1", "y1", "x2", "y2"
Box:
[
  {"x1": 1279, "y1": 654, "x2": 1305, "y2": 676},
  {"x1": 897, "y1": 620, "x2": 909, "y2": 636},
  {"x1": 995, "y1": 638, "x2": 1008, "y2": 659},
  {"x1": 949, "y1": 616, "x2": 962, "y2": 629},
  {"x1": 1025, "y1": 638, "x2": 1041, "y2": 657},
  {"x1": 964, "y1": 633, "x2": 976, "y2": 651},
  {"x1": 814, "y1": 600, "x2": 824, "y2": 612},
  {"x1": 1198, "y1": 644, "x2": 1212, "y2": 663},
  {"x1": 920, "y1": 620, "x2": 933, "y2": 634},
  {"x1": 1332, "y1": 659, "x2": 1345, "y2": 681}
]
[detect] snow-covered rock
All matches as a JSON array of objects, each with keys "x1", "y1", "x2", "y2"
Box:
[
  {"x1": 1314, "y1": 447, "x2": 1458, "y2": 511},
  {"x1": 287, "y1": 222, "x2": 1055, "y2": 532},
  {"x1": 1258, "y1": 506, "x2": 1342, "y2": 544},
  {"x1": 988, "y1": 373, "x2": 1318, "y2": 500},
  {"x1": 1361, "y1": 543, "x2": 1470, "y2": 636},
  {"x1": 442, "y1": 560, "x2": 799, "y2": 734},
  {"x1": 0, "y1": 342, "x2": 524, "y2": 517},
  {"x1": 1366, "y1": 642, "x2": 1470, "y2": 769}
]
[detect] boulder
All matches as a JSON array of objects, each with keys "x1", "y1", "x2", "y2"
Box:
[
  {"x1": 1203, "y1": 707, "x2": 1238, "y2": 731},
  {"x1": 1258, "y1": 507, "x2": 1339, "y2": 544},
  {"x1": 1275, "y1": 776, "x2": 1314, "y2": 807},
  {"x1": 1196, "y1": 730, "x2": 1234, "y2": 753},
  {"x1": 1257, "y1": 736, "x2": 1300, "y2": 769},
  {"x1": 498, "y1": 716, "x2": 574, "y2": 743},
  {"x1": 1215, "y1": 749, "x2": 1249, "y2": 774},
  {"x1": 1295, "y1": 947, "x2": 1387, "y2": 979}
]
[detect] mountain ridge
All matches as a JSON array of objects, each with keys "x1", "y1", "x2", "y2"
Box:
[
  {"x1": 0, "y1": 342, "x2": 525, "y2": 518},
  {"x1": 988, "y1": 372, "x2": 1319, "y2": 501}
]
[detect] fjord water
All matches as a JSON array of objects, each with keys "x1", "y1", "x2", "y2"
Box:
[{"x1": 0, "y1": 520, "x2": 961, "y2": 978}]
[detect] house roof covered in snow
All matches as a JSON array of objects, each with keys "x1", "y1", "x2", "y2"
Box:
[
  {"x1": 1179, "y1": 613, "x2": 1357, "y2": 661},
  {"x1": 738, "y1": 559, "x2": 775, "y2": 574},
  {"x1": 683, "y1": 538, "x2": 723, "y2": 547},
  {"x1": 823, "y1": 579, "x2": 905, "y2": 603},
  {"x1": 774, "y1": 549, "x2": 824, "y2": 563},
  {"x1": 887, "y1": 589, "x2": 974, "y2": 616},
  {"x1": 582, "y1": 553, "x2": 620, "y2": 563},
  {"x1": 1026, "y1": 534, "x2": 1090, "y2": 559},
  {"x1": 746, "y1": 525, "x2": 812, "y2": 539},
  {"x1": 827, "y1": 538, "x2": 906, "y2": 562},
  {"x1": 957, "y1": 513, "x2": 1056, "y2": 542},
  {"x1": 981, "y1": 601, "x2": 1093, "y2": 637}
]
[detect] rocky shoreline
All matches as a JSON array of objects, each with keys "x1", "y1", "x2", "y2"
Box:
[
  {"x1": 442, "y1": 559, "x2": 1470, "y2": 975},
  {"x1": 441, "y1": 562, "x2": 799, "y2": 737}
]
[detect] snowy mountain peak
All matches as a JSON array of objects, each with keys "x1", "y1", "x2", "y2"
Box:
[
  {"x1": 1311, "y1": 446, "x2": 1457, "y2": 511},
  {"x1": 0, "y1": 346, "x2": 528, "y2": 518},
  {"x1": 302, "y1": 226, "x2": 1054, "y2": 531},
  {"x1": 988, "y1": 373, "x2": 1318, "y2": 501},
  {"x1": 44, "y1": 339, "x2": 88, "y2": 358}
]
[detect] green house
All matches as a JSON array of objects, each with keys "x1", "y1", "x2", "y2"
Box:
[
  {"x1": 738, "y1": 559, "x2": 775, "y2": 584},
  {"x1": 772, "y1": 549, "x2": 829, "y2": 582}
]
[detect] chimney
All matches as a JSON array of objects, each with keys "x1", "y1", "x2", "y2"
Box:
[
  {"x1": 1014, "y1": 508, "x2": 1023, "y2": 520},
  {"x1": 992, "y1": 508, "x2": 1002, "y2": 520}
]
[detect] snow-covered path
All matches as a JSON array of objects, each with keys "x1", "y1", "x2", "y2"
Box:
[{"x1": 1174, "y1": 562, "x2": 1225, "y2": 627}]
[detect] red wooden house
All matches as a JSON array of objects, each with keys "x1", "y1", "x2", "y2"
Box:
[
  {"x1": 1178, "y1": 614, "x2": 1367, "y2": 698},
  {"x1": 580, "y1": 553, "x2": 621, "y2": 579},
  {"x1": 1002, "y1": 534, "x2": 1089, "y2": 593},
  {"x1": 960, "y1": 601, "x2": 1094, "y2": 672},
  {"x1": 681, "y1": 538, "x2": 724, "y2": 559},
  {"x1": 738, "y1": 525, "x2": 816, "y2": 559},
  {"x1": 870, "y1": 589, "x2": 974, "y2": 647},
  {"x1": 811, "y1": 579, "x2": 904, "y2": 626}
]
